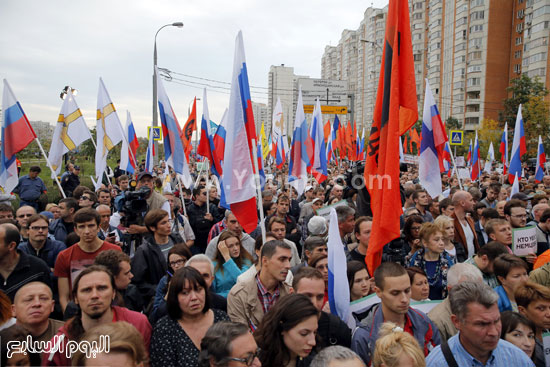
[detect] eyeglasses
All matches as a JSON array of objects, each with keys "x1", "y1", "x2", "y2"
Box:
[
  {"x1": 80, "y1": 196, "x2": 91, "y2": 201},
  {"x1": 29, "y1": 226, "x2": 48, "y2": 231},
  {"x1": 223, "y1": 348, "x2": 261, "y2": 366},
  {"x1": 17, "y1": 213, "x2": 33, "y2": 218},
  {"x1": 169, "y1": 259, "x2": 186, "y2": 267}
]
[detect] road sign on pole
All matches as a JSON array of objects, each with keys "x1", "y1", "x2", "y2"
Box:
[{"x1": 449, "y1": 130, "x2": 464, "y2": 146}]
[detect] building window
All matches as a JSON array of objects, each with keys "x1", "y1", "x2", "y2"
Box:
[
  {"x1": 516, "y1": 36, "x2": 523, "y2": 45},
  {"x1": 517, "y1": 9, "x2": 525, "y2": 19},
  {"x1": 515, "y1": 50, "x2": 522, "y2": 58},
  {"x1": 516, "y1": 23, "x2": 524, "y2": 33},
  {"x1": 471, "y1": 11, "x2": 485, "y2": 20},
  {"x1": 467, "y1": 77, "x2": 481, "y2": 86},
  {"x1": 470, "y1": 24, "x2": 484, "y2": 33},
  {"x1": 514, "y1": 64, "x2": 521, "y2": 74},
  {"x1": 414, "y1": 54, "x2": 422, "y2": 61}
]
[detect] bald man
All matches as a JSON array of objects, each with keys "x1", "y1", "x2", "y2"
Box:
[
  {"x1": 451, "y1": 190, "x2": 479, "y2": 260},
  {"x1": 13, "y1": 282, "x2": 64, "y2": 344},
  {"x1": 529, "y1": 203, "x2": 550, "y2": 226}
]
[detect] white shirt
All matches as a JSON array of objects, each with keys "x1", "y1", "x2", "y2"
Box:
[{"x1": 459, "y1": 220, "x2": 475, "y2": 258}]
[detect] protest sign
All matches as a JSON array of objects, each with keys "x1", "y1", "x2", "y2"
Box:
[{"x1": 512, "y1": 226, "x2": 537, "y2": 257}]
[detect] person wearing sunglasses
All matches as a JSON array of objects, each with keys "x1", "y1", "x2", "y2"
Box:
[
  {"x1": 78, "y1": 190, "x2": 97, "y2": 209},
  {"x1": 199, "y1": 321, "x2": 261, "y2": 367},
  {"x1": 15, "y1": 205, "x2": 36, "y2": 242}
]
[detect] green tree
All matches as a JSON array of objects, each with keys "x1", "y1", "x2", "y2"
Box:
[
  {"x1": 445, "y1": 116, "x2": 461, "y2": 131},
  {"x1": 500, "y1": 74, "x2": 548, "y2": 123},
  {"x1": 523, "y1": 95, "x2": 550, "y2": 157},
  {"x1": 477, "y1": 118, "x2": 501, "y2": 159}
]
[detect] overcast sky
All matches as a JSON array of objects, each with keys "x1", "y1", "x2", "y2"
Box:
[{"x1": 1, "y1": 0, "x2": 389, "y2": 137}]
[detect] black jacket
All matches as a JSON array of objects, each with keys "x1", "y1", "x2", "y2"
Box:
[
  {"x1": 0, "y1": 250, "x2": 52, "y2": 300},
  {"x1": 131, "y1": 233, "x2": 183, "y2": 300},
  {"x1": 318, "y1": 311, "x2": 352, "y2": 348},
  {"x1": 186, "y1": 202, "x2": 222, "y2": 250},
  {"x1": 61, "y1": 173, "x2": 80, "y2": 197}
]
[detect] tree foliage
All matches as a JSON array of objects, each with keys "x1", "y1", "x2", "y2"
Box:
[
  {"x1": 500, "y1": 74, "x2": 548, "y2": 123},
  {"x1": 523, "y1": 95, "x2": 550, "y2": 157}
]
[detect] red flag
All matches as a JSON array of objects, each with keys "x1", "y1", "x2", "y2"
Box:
[
  {"x1": 410, "y1": 128, "x2": 421, "y2": 153},
  {"x1": 324, "y1": 120, "x2": 331, "y2": 144},
  {"x1": 364, "y1": 0, "x2": 418, "y2": 275},
  {"x1": 351, "y1": 121, "x2": 358, "y2": 161},
  {"x1": 182, "y1": 97, "x2": 197, "y2": 159},
  {"x1": 402, "y1": 134, "x2": 408, "y2": 153}
]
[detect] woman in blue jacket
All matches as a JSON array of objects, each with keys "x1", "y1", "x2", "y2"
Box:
[{"x1": 212, "y1": 230, "x2": 253, "y2": 297}]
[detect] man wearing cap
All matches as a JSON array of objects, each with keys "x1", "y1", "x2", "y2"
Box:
[
  {"x1": 299, "y1": 185, "x2": 314, "y2": 208},
  {"x1": 124, "y1": 172, "x2": 170, "y2": 235},
  {"x1": 61, "y1": 165, "x2": 80, "y2": 197}
]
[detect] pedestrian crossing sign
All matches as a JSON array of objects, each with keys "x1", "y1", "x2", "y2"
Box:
[
  {"x1": 148, "y1": 126, "x2": 162, "y2": 141},
  {"x1": 449, "y1": 130, "x2": 463, "y2": 146}
]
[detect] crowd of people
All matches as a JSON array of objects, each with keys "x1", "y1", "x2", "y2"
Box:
[{"x1": 1, "y1": 158, "x2": 549, "y2": 367}]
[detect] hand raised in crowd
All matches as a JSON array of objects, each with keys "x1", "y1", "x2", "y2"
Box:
[
  {"x1": 217, "y1": 240, "x2": 231, "y2": 262},
  {"x1": 204, "y1": 212, "x2": 213, "y2": 221}
]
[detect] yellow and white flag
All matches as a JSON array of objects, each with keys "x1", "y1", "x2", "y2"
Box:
[
  {"x1": 95, "y1": 78, "x2": 124, "y2": 182},
  {"x1": 260, "y1": 121, "x2": 270, "y2": 158},
  {"x1": 48, "y1": 92, "x2": 92, "y2": 178}
]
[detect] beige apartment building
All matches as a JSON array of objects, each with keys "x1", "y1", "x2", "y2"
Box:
[{"x1": 322, "y1": 0, "x2": 550, "y2": 131}]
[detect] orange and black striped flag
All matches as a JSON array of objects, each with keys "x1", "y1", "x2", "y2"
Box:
[{"x1": 364, "y1": 0, "x2": 418, "y2": 275}]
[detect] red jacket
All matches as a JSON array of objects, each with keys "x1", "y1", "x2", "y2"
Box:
[{"x1": 43, "y1": 306, "x2": 151, "y2": 366}]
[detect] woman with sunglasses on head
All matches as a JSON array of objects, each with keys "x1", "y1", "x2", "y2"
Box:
[{"x1": 254, "y1": 294, "x2": 320, "y2": 367}]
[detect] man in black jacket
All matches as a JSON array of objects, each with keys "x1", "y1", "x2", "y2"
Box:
[
  {"x1": 186, "y1": 185, "x2": 222, "y2": 254},
  {"x1": 293, "y1": 267, "x2": 351, "y2": 348}
]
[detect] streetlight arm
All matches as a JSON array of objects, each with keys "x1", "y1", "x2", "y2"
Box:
[{"x1": 360, "y1": 39, "x2": 383, "y2": 52}]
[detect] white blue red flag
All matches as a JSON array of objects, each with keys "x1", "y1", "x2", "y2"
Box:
[
  {"x1": 510, "y1": 173, "x2": 520, "y2": 199},
  {"x1": 466, "y1": 140, "x2": 472, "y2": 168},
  {"x1": 327, "y1": 115, "x2": 340, "y2": 162},
  {"x1": 500, "y1": 122, "x2": 508, "y2": 175},
  {"x1": 310, "y1": 98, "x2": 327, "y2": 183},
  {"x1": 509, "y1": 104, "x2": 526, "y2": 183},
  {"x1": 120, "y1": 111, "x2": 139, "y2": 174},
  {"x1": 443, "y1": 142, "x2": 452, "y2": 177},
  {"x1": 145, "y1": 127, "x2": 154, "y2": 173},
  {"x1": 327, "y1": 208, "x2": 352, "y2": 327},
  {"x1": 156, "y1": 66, "x2": 192, "y2": 188},
  {"x1": 221, "y1": 31, "x2": 258, "y2": 233},
  {"x1": 213, "y1": 108, "x2": 227, "y2": 177},
  {"x1": 535, "y1": 135, "x2": 546, "y2": 183},
  {"x1": 257, "y1": 142, "x2": 266, "y2": 189},
  {"x1": 471, "y1": 131, "x2": 480, "y2": 181},
  {"x1": 1, "y1": 80, "x2": 36, "y2": 193},
  {"x1": 198, "y1": 89, "x2": 222, "y2": 178},
  {"x1": 288, "y1": 87, "x2": 311, "y2": 196},
  {"x1": 419, "y1": 80, "x2": 448, "y2": 198}
]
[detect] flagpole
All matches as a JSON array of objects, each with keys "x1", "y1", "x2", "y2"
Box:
[
  {"x1": 177, "y1": 176, "x2": 188, "y2": 217},
  {"x1": 447, "y1": 142, "x2": 463, "y2": 190},
  {"x1": 34, "y1": 138, "x2": 66, "y2": 198},
  {"x1": 205, "y1": 159, "x2": 210, "y2": 214},
  {"x1": 251, "y1": 138, "x2": 267, "y2": 244}
]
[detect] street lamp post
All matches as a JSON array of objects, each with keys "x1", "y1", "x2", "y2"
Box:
[{"x1": 153, "y1": 22, "x2": 184, "y2": 163}]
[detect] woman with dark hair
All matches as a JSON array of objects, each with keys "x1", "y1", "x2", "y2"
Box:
[
  {"x1": 254, "y1": 294, "x2": 320, "y2": 367},
  {"x1": 212, "y1": 230, "x2": 253, "y2": 297},
  {"x1": 150, "y1": 267, "x2": 229, "y2": 367},
  {"x1": 152, "y1": 244, "x2": 193, "y2": 317},
  {"x1": 383, "y1": 215, "x2": 424, "y2": 266},
  {"x1": 402, "y1": 215, "x2": 424, "y2": 258},
  {"x1": 406, "y1": 267, "x2": 430, "y2": 302},
  {"x1": 500, "y1": 311, "x2": 536, "y2": 362},
  {"x1": 347, "y1": 260, "x2": 373, "y2": 301}
]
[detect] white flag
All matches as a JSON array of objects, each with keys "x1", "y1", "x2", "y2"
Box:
[
  {"x1": 484, "y1": 142, "x2": 494, "y2": 173},
  {"x1": 48, "y1": 93, "x2": 92, "y2": 178},
  {"x1": 95, "y1": 78, "x2": 124, "y2": 181}
]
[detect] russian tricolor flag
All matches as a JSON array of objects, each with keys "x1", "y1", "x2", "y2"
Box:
[
  {"x1": 156, "y1": 67, "x2": 192, "y2": 188},
  {"x1": 288, "y1": 86, "x2": 311, "y2": 195},
  {"x1": 419, "y1": 80, "x2": 448, "y2": 198},
  {"x1": 535, "y1": 135, "x2": 546, "y2": 183},
  {"x1": 145, "y1": 127, "x2": 154, "y2": 173},
  {"x1": 466, "y1": 140, "x2": 472, "y2": 168},
  {"x1": 443, "y1": 142, "x2": 453, "y2": 177},
  {"x1": 509, "y1": 104, "x2": 526, "y2": 183},
  {"x1": 1, "y1": 80, "x2": 36, "y2": 193},
  {"x1": 221, "y1": 31, "x2": 258, "y2": 233},
  {"x1": 471, "y1": 131, "x2": 480, "y2": 181},
  {"x1": 213, "y1": 109, "x2": 227, "y2": 177},
  {"x1": 310, "y1": 98, "x2": 327, "y2": 183},
  {"x1": 500, "y1": 122, "x2": 509, "y2": 175},
  {"x1": 120, "y1": 111, "x2": 138, "y2": 174}
]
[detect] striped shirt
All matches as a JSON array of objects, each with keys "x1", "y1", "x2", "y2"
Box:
[{"x1": 426, "y1": 333, "x2": 535, "y2": 367}]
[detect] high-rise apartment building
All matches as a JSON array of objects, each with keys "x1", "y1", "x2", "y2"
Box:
[
  {"x1": 321, "y1": 0, "x2": 536, "y2": 131},
  {"x1": 267, "y1": 65, "x2": 309, "y2": 137}
]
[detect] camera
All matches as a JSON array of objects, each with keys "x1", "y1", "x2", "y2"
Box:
[{"x1": 119, "y1": 186, "x2": 150, "y2": 227}]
